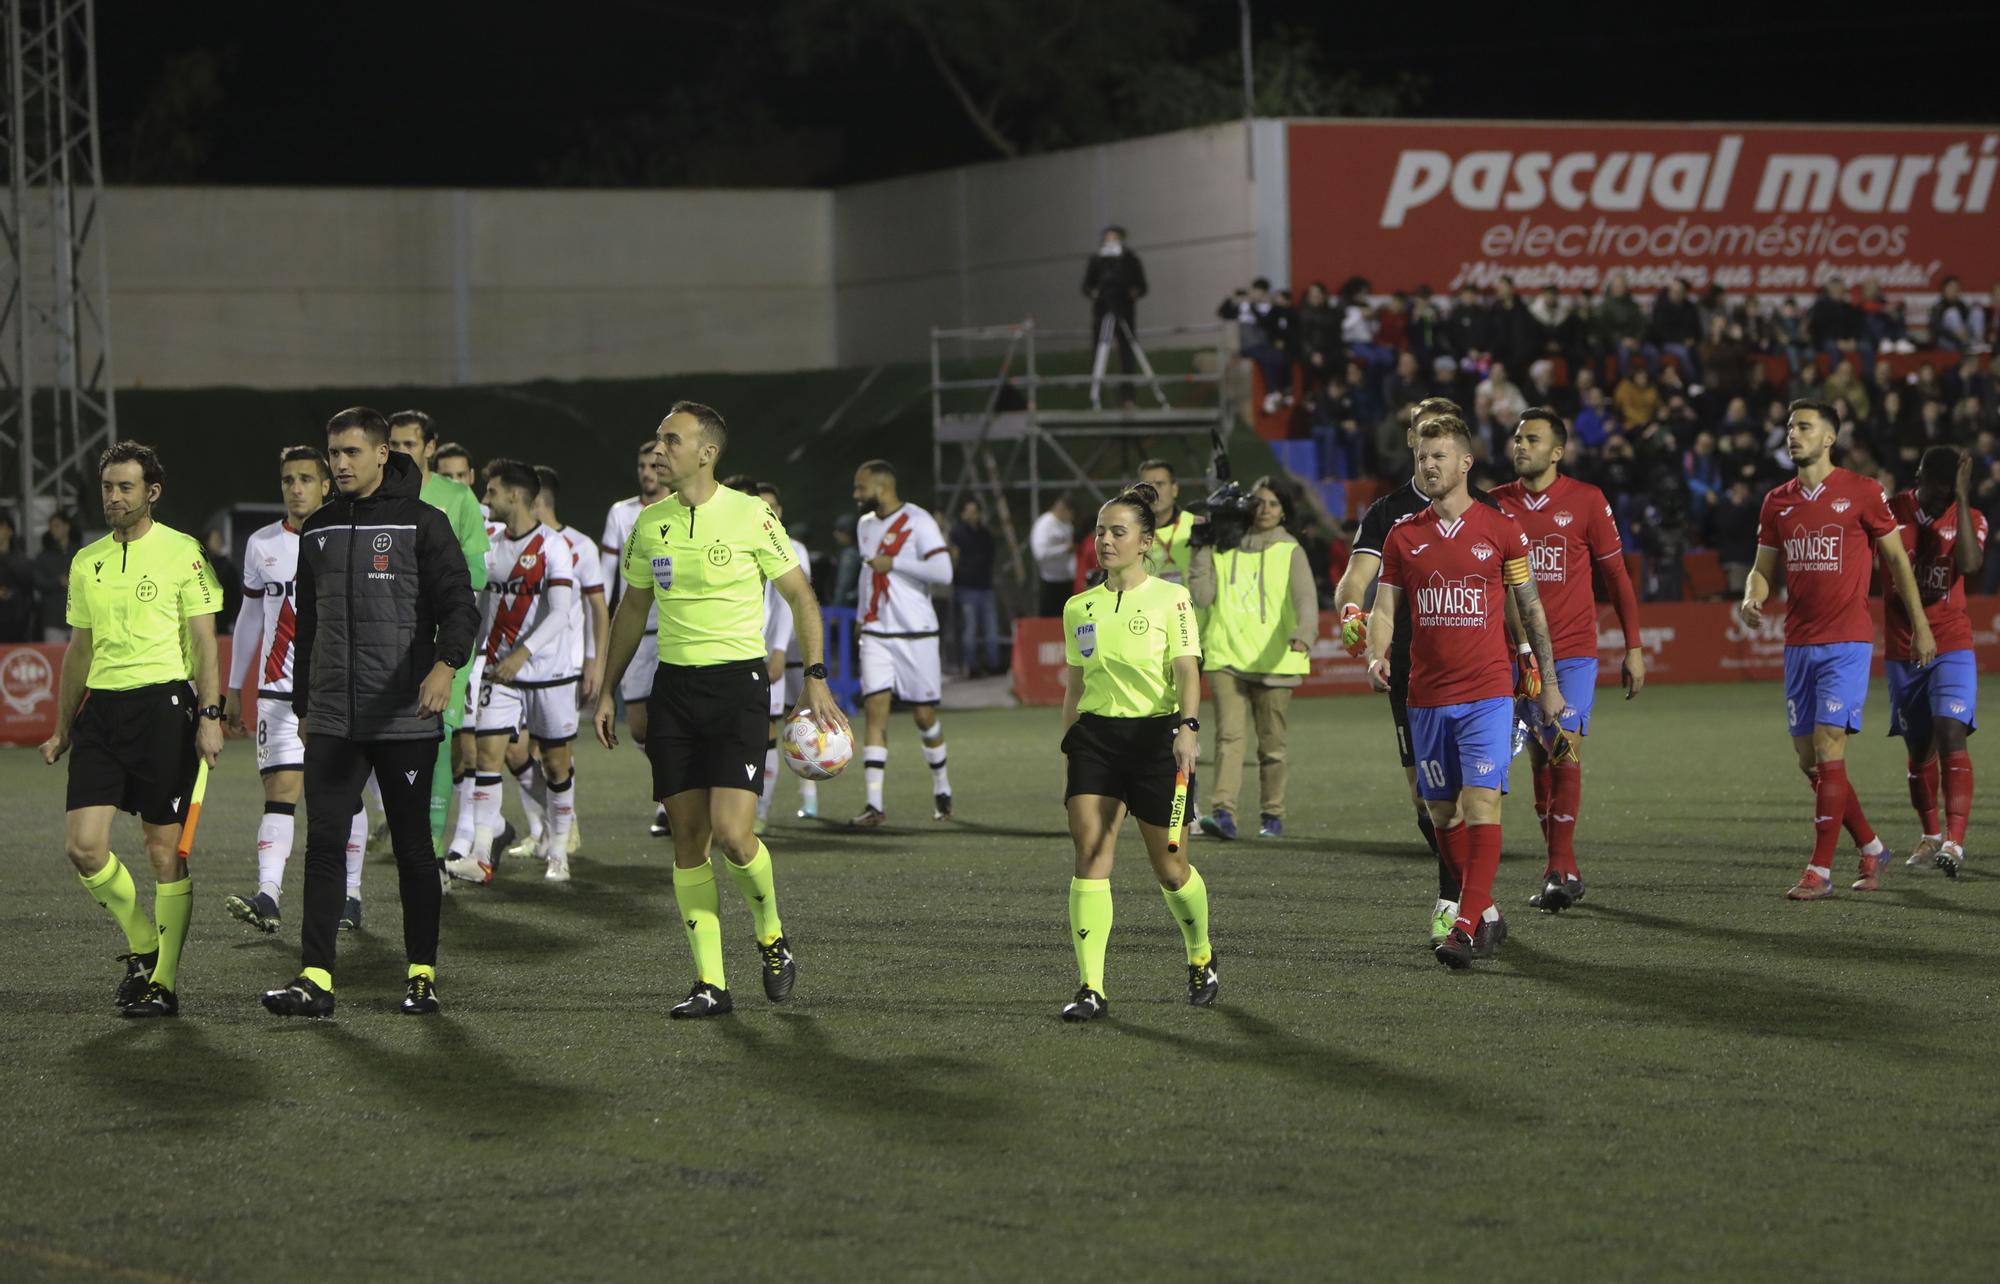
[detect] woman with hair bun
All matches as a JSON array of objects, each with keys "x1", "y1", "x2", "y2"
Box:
[{"x1": 1056, "y1": 483, "x2": 1217, "y2": 1022}]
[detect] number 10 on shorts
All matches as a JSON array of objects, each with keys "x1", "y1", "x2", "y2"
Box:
[{"x1": 1419, "y1": 760, "x2": 1447, "y2": 791}]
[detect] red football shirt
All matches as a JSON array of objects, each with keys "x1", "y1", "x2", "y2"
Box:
[
  {"x1": 1757, "y1": 467, "x2": 1898, "y2": 647},
  {"x1": 1490, "y1": 474, "x2": 1626, "y2": 660},
  {"x1": 1379, "y1": 501, "x2": 1532, "y2": 708},
  {"x1": 1885, "y1": 491, "x2": 1986, "y2": 656}
]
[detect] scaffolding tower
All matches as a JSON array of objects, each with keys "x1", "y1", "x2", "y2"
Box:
[
  {"x1": 931, "y1": 319, "x2": 1234, "y2": 584},
  {"x1": 0, "y1": 0, "x2": 114, "y2": 528}
]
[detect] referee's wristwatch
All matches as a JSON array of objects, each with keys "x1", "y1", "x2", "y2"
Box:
[
  {"x1": 803, "y1": 663, "x2": 828, "y2": 681},
  {"x1": 1177, "y1": 716, "x2": 1200, "y2": 732},
  {"x1": 197, "y1": 704, "x2": 224, "y2": 722}
]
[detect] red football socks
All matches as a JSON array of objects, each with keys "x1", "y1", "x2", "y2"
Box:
[
  {"x1": 1944, "y1": 750, "x2": 1974, "y2": 845},
  {"x1": 1532, "y1": 760, "x2": 1554, "y2": 845},
  {"x1": 1452, "y1": 823, "x2": 1502, "y2": 935},
  {"x1": 1840, "y1": 766, "x2": 1878, "y2": 850},
  {"x1": 1547, "y1": 761, "x2": 1582, "y2": 878},
  {"x1": 1907, "y1": 753, "x2": 1942, "y2": 835},
  {"x1": 1809, "y1": 762, "x2": 1846, "y2": 874}
]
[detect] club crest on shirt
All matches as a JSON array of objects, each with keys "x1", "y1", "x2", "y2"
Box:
[
  {"x1": 1832, "y1": 498, "x2": 1851, "y2": 513},
  {"x1": 1470, "y1": 541, "x2": 1496, "y2": 562},
  {"x1": 1553, "y1": 511, "x2": 1575, "y2": 527},
  {"x1": 1075, "y1": 621, "x2": 1096, "y2": 657},
  {"x1": 520, "y1": 553, "x2": 538, "y2": 569}
]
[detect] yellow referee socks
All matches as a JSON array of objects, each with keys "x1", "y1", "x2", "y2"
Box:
[
  {"x1": 673, "y1": 862, "x2": 727, "y2": 988},
  {"x1": 1068, "y1": 877, "x2": 1112, "y2": 996},
  {"x1": 151, "y1": 877, "x2": 193, "y2": 991},
  {"x1": 81, "y1": 853, "x2": 160, "y2": 956},
  {"x1": 724, "y1": 842, "x2": 784, "y2": 946},
  {"x1": 1161, "y1": 865, "x2": 1212, "y2": 967}
]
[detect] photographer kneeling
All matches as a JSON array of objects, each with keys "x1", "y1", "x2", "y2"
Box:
[{"x1": 1190, "y1": 476, "x2": 1319, "y2": 839}]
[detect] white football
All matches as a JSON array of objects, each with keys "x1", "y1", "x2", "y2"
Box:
[{"x1": 782, "y1": 710, "x2": 852, "y2": 780}]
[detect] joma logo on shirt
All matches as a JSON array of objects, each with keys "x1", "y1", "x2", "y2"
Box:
[
  {"x1": 1529, "y1": 540, "x2": 1565, "y2": 580},
  {"x1": 1783, "y1": 527, "x2": 1843, "y2": 571}
]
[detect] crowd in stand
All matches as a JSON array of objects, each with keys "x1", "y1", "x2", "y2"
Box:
[{"x1": 1221, "y1": 270, "x2": 2000, "y2": 601}]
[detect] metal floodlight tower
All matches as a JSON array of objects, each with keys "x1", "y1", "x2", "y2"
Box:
[{"x1": 0, "y1": 0, "x2": 115, "y2": 527}]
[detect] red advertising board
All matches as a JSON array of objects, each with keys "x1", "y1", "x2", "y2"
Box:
[
  {"x1": 1287, "y1": 120, "x2": 2000, "y2": 296},
  {"x1": 0, "y1": 640, "x2": 249, "y2": 745},
  {"x1": 1010, "y1": 596, "x2": 2000, "y2": 707}
]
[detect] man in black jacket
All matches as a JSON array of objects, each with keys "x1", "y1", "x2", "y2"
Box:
[
  {"x1": 1082, "y1": 225, "x2": 1148, "y2": 389},
  {"x1": 263, "y1": 407, "x2": 478, "y2": 1019}
]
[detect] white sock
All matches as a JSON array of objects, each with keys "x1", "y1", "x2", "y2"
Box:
[
  {"x1": 757, "y1": 742, "x2": 778, "y2": 822},
  {"x1": 345, "y1": 806, "x2": 367, "y2": 897},
  {"x1": 864, "y1": 748, "x2": 887, "y2": 812},
  {"x1": 921, "y1": 721, "x2": 950, "y2": 795},
  {"x1": 450, "y1": 774, "x2": 476, "y2": 856},
  {"x1": 471, "y1": 773, "x2": 503, "y2": 862},
  {"x1": 798, "y1": 779, "x2": 818, "y2": 810},
  {"x1": 1859, "y1": 836, "x2": 1885, "y2": 858},
  {"x1": 1481, "y1": 904, "x2": 1500, "y2": 923},
  {"x1": 364, "y1": 771, "x2": 384, "y2": 817},
  {"x1": 256, "y1": 805, "x2": 294, "y2": 902},
  {"x1": 547, "y1": 774, "x2": 574, "y2": 860},
  {"x1": 516, "y1": 761, "x2": 546, "y2": 839},
  {"x1": 1434, "y1": 898, "x2": 1457, "y2": 916}
]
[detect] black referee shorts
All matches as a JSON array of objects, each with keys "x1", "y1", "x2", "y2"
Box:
[
  {"x1": 1388, "y1": 675, "x2": 1417, "y2": 769},
  {"x1": 1063, "y1": 712, "x2": 1179, "y2": 827},
  {"x1": 646, "y1": 659, "x2": 769, "y2": 800},
  {"x1": 66, "y1": 681, "x2": 200, "y2": 827}
]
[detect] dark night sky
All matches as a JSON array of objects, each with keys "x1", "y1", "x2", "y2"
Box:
[{"x1": 95, "y1": 3, "x2": 2000, "y2": 189}]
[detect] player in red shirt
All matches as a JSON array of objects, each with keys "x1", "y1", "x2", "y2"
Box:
[
  {"x1": 1492, "y1": 409, "x2": 1645, "y2": 911},
  {"x1": 1366, "y1": 414, "x2": 1567, "y2": 968},
  {"x1": 1742, "y1": 399, "x2": 1935, "y2": 900},
  {"x1": 1885, "y1": 447, "x2": 1985, "y2": 877}
]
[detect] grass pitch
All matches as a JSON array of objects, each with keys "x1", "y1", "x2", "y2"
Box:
[{"x1": 2, "y1": 683, "x2": 1996, "y2": 1282}]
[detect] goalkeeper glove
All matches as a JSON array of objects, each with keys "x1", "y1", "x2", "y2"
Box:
[
  {"x1": 1545, "y1": 722, "x2": 1581, "y2": 764},
  {"x1": 1340, "y1": 604, "x2": 1369, "y2": 658},
  {"x1": 1514, "y1": 644, "x2": 1542, "y2": 699}
]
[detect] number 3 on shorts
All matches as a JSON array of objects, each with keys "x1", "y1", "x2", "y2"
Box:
[{"x1": 1419, "y1": 759, "x2": 1447, "y2": 790}]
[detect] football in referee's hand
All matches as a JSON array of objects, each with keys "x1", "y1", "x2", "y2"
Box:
[{"x1": 781, "y1": 710, "x2": 853, "y2": 781}]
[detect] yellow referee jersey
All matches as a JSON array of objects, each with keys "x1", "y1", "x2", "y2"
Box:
[
  {"x1": 65, "y1": 522, "x2": 221, "y2": 691},
  {"x1": 621, "y1": 484, "x2": 799, "y2": 666},
  {"x1": 1063, "y1": 573, "x2": 1200, "y2": 718}
]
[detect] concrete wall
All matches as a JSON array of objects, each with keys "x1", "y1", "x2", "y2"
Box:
[
  {"x1": 834, "y1": 124, "x2": 1259, "y2": 365},
  {"x1": 105, "y1": 187, "x2": 835, "y2": 388}
]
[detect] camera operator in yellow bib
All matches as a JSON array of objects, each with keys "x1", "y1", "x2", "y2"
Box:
[{"x1": 1189, "y1": 475, "x2": 1318, "y2": 839}]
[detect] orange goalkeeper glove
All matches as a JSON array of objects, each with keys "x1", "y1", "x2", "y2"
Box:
[
  {"x1": 1514, "y1": 644, "x2": 1542, "y2": 699},
  {"x1": 1340, "y1": 604, "x2": 1369, "y2": 658}
]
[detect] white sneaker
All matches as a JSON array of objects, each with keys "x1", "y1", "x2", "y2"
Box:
[
  {"x1": 544, "y1": 854, "x2": 570, "y2": 883},
  {"x1": 532, "y1": 827, "x2": 554, "y2": 862},
  {"x1": 443, "y1": 852, "x2": 493, "y2": 886},
  {"x1": 506, "y1": 830, "x2": 540, "y2": 859},
  {"x1": 1906, "y1": 835, "x2": 1942, "y2": 867}
]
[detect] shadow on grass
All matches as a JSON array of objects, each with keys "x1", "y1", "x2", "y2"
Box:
[
  {"x1": 308, "y1": 1016, "x2": 586, "y2": 1128},
  {"x1": 67, "y1": 1022, "x2": 273, "y2": 1121},
  {"x1": 1583, "y1": 902, "x2": 1989, "y2": 969},
  {"x1": 1498, "y1": 936, "x2": 1934, "y2": 1056},
  {"x1": 437, "y1": 899, "x2": 592, "y2": 963},
  {"x1": 711, "y1": 1011, "x2": 1021, "y2": 1146},
  {"x1": 1110, "y1": 1006, "x2": 1502, "y2": 1124}
]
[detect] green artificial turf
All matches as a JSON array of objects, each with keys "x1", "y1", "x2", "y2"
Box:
[{"x1": 2, "y1": 684, "x2": 1995, "y2": 1282}]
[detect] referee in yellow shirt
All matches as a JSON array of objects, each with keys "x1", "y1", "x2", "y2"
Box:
[
  {"x1": 40, "y1": 441, "x2": 224, "y2": 1017},
  {"x1": 1058, "y1": 482, "x2": 1217, "y2": 1022},
  {"x1": 594, "y1": 401, "x2": 850, "y2": 1019}
]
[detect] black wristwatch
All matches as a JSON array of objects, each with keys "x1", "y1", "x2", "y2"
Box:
[
  {"x1": 197, "y1": 705, "x2": 224, "y2": 721},
  {"x1": 1178, "y1": 716, "x2": 1200, "y2": 732},
  {"x1": 803, "y1": 663, "x2": 828, "y2": 681}
]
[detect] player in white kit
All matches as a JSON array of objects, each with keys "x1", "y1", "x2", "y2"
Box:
[
  {"x1": 446, "y1": 460, "x2": 580, "y2": 885},
  {"x1": 222, "y1": 447, "x2": 370, "y2": 933},
  {"x1": 601, "y1": 438, "x2": 674, "y2": 837},
  {"x1": 849, "y1": 459, "x2": 955, "y2": 826},
  {"x1": 726, "y1": 477, "x2": 819, "y2": 828}
]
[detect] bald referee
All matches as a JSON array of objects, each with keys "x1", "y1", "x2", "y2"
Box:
[
  {"x1": 595, "y1": 401, "x2": 850, "y2": 1019},
  {"x1": 41, "y1": 441, "x2": 224, "y2": 1018}
]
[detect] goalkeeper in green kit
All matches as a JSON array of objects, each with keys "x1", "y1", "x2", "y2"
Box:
[{"x1": 388, "y1": 412, "x2": 489, "y2": 875}]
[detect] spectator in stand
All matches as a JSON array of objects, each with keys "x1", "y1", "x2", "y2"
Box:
[
  {"x1": 1789, "y1": 359, "x2": 1827, "y2": 404},
  {"x1": 0, "y1": 513, "x2": 34, "y2": 642},
  {"x1": 1405, "y1": 286, "x2": 1451, "y2": 367},
  {"x1": 1346, "y1": 356, "x2": 1385, "y2": 428},
  {"x1": 1706, "y1": 479, "x2": 1761, "y2": 594},
  {"x1": 1823, "y1": 359, "x2": 1870, "y2": 424},
  {"x1": 1718, "y1": 394, "x2": 1757, "y2": 440},
  {"x1": 1592, "y1": 433, "x2": 1644, "y2": 538},
  {"x1": 1375, "y1": 291, "x2": 1410, "y2": 355},
  {"x1": 1382, "y1": 348, "x2": 1429, "y2": 413},
  {"x1": 1218, "y1": 278, "x2": 1292, "y2": 413},
  {"x1": 1740, "y1": 295, "x2": 1781, "y2": 355},
  {"x1": 33, "y1": 510, "x2": 77, "y2": 642},
  {"x1": 831, "y1": 513, "x2": 861, "y2": 607},
  {"x1": 1573, "y1": 385, "x2": 1613, "y2": 450},
  {"x1": 1564, "y1": 287, "x2": 1603, "y2": 375},
  {"x1": 1480, "y1": 361, "x2": 1528, "y2": 426},
  {"x1": 1863, "y1": 356, "x2": 1896, "y2": 408},
  {"x1": 1486, "y1": 276, "x2": 1540, "y2": 374},
  {"x1": 1720, "y1": 425, "x2": 1771, "y2": 491},
  {"x1": 1647, "y1": 278, "x2": 1704, "y2": 380},
  {"x1": 1843, "y1": 437, "x2": 1895, "y2": 493},
  {"x1": 1524, "y1": 358, "x2": 1572, "y2": 419},
  {"x1": 1808, "y1": 275, "x2": 1863, "y2": 363},
  {"x1": 1308, "y1": 374, "x2": 1367, "y2": 480},
  {"x1": 1775, "y1": 297, "x2": 1814, "y2": 371},
  {"x1": 1912, "y1": 361, "x2": 1945, "y2": 406},
  {"x1": 1864, "y1": 388, "x2": 1907, "y2": 467},
  {"x1": 1030, "y1": 494, "x2": 1076, "y2": 617},
  {"x1": 1338, "y1": 277, "x2": 1395, "y2": 373},
  {"x1": 1594, "y1": 271, "x2": 1648, "y2": 375},
  {"x1": 1528, "y1": 285, "x2": 1569, "y2": 351},
  {"x1": 1699, "y1": 314, "x2": 1753, "y2": 406},
  {"x1": 947, "y1": 498, "x2": 1001, "y2": 677},
  {"x1": 1632, "y1": 472, "x2": 1692, "y2": 601},
  {"x1": 1944, "y1": 354, "x2": 1991, "y2": 411},
  {"x1": 1661, "y1": 391, "x2": 1700, "y2": 449},
  {"x1": 1931, "y1": 275, "x2": 1977, "y2": 352},
  {"x1": 1979, "y1": 282, "x2": 2000, "y2": 353},
  {"x1": 1950, "y1": 395, "x2": 1985, "y2": 442},
  {"x1": 1613, "y1": 366, "x2": 1662, "y2": 430},
  {"x1": 1858, "y1": 277, "x2": 1912, "y2": 353},
  {"x1": 1082, "y1": 224, "x2": 1148, "y2": 390},
  {"x1": 1894, "y1": 399, "x2": 1951, "y2": 484},
  {"x1": 1684, "y1": 430, "x2": 1724, "y2": 525},
  {"x1": 1743, "y1": 361, "x2": 1781, "y2": 415},
  {"x1": 1446, "y1": 285, "x2": 1492, "y2": 370},
  {"x1": 1296, "y1": 281, "x2": 1343, "y2": 390}
]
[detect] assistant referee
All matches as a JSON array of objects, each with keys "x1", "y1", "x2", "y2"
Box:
[
  {"x1": 594, "y1": 400, "x2": 850, "y2": 1020},
  {"x1": 1057, "y1": 482, "x2": 1216, "y2": 1023},
  {"x1": 41, "y1": 441, "x2": 224, "y2": 1018}
]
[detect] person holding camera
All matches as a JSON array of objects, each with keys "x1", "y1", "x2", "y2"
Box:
[{"x1": 1189, "y1": 477, "x2": 1318, "y2": 839}]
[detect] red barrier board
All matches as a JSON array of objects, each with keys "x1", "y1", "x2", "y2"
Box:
[
  {"x1": 1, "y1": 640, "x2": 250, "y2": 745},
  {"x1": 1010, "y1": 597, "x2": 2000, "y2": 706},
  {"x1": 1288, "y1": 120, "x2": 2000, "y2": 297}
]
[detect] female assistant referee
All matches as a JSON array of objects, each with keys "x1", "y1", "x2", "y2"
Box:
[{"x1": 1058, "y1": 483, "x2": 1217, "y2": 1022}]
